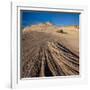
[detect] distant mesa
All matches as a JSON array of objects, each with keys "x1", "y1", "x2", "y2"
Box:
[
  {"x1": 22, "y1": 22, "x2": 54, "y2": 32},
  {"x1": 35, "y1": 22, "x2": 53, "y2": 27},
  {"x1": 45, "y1": 22, "x2": 53, "y2": 26},
  {"x1": 22, "y1": 22, "x2": 79, "y2": 33}
]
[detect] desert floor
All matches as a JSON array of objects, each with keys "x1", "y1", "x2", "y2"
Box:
[{"x1": 21, "y1": 24, "x2": 79, "y2": 78}]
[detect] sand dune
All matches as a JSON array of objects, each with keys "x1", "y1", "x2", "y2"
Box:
[{"x1": 21, "y1": 23, "x2": 79, "y2": 78}]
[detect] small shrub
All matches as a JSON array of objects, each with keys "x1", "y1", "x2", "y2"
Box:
[
  {"x1": 57, "y1": 29, "x2": 64, "y2": 33},
  {"x1": 57, "y1": 29, "x2": 67, "y2": 34}
]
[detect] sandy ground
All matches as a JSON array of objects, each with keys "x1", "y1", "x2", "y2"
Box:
[{"x1": 21, "y1": 24, "x2": 79, "y2": 78}]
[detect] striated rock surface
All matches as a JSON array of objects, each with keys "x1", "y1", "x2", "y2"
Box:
[{"x1": 21, "y1": 23, "x2": 79, "y2": 78}]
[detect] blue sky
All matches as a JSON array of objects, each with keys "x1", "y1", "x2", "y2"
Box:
[{"x1": 21, "y1": 10, "x2": 80, "y2": 28}]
